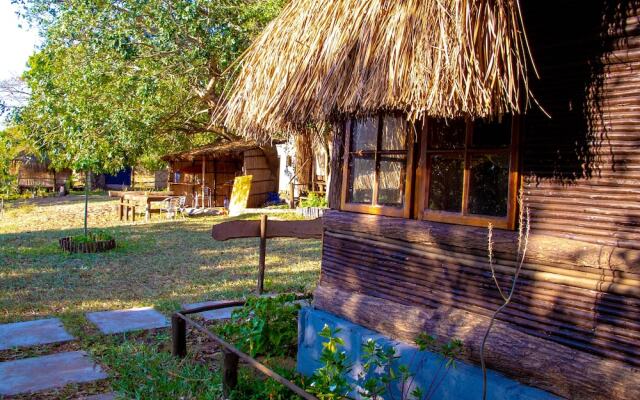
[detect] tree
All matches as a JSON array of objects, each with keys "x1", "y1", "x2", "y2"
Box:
[
  {"x1": 11, "y1": 0, "x2": 287, "y2": 234},
  {"x1": 15, "y1": 0, "x2": 286, "y2": 169}
]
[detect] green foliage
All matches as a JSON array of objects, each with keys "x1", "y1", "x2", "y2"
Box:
[
  {"x1": 0, "y1": 126, "x2": 35, "y2": 195},
  {"x1": 309, "y1": 326, "x2": 464, "y2": 400},
  {"x1": 221, "y1": 293, "x2": 301, "y2": 358},
  {"x1": 300, "y1": 192, "x2": 328, "y2": 208},
  {"x1": 70, "y1": 229, "x2": 114, "y2": 243},
  {"x1": 308, "y1": 325, "x2": 352, "y2": 400},
  {"x1": 15, "y1": 0, "x2": 287, "y2": 173},
  {"x1": 230, "y1": 364, "x2": 306, "y2": 400},
  {"x1": 99, "y1": 339, "x2": 222, "y2": 399}
]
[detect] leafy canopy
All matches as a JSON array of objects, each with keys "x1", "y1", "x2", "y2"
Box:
[{"x1": 14, "y1": 0, "x2": 286, "y2": 172}]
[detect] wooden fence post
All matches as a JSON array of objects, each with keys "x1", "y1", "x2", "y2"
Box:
[
  {"x1": 257, "y1": 214, "x2": 268, "y2": 294},
  {"x1": 171, "y1": 314, "x2": 187, "y2": 358},
  {"x1": 222, "y1": 350, "x2": 239, "y2": 397},
  {"x1": 289, "y1": 182, "x2": 295, "y2": 209}
]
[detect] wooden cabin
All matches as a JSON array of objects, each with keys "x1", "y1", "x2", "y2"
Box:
[
  {"x1": 222, "y1": 1, "x2": 640, "y2": 399},
  {"x1": 11, "y1": 154, "x2": 72, "y2": 193},
  {"x1": 162, "y1": 141, "x2": 278, "y2": 208}
]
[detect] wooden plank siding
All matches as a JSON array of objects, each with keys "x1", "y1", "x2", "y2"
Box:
[
  {"x1": 319, "y1": 2, "x2": 640, "y2": 399},
  {"x1": 244, "y1": 149, "x2": 277, "y2": 208}
]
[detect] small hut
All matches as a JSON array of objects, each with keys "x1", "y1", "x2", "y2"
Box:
[
  {"x1": 162, "y1": 141, "x2": 279, "y2": 208},
  {"x1": 220, "y1": 1, "x2": 640, "y2": 399},
  {"x1": 11, "y1": 154, "x2": 72, "y2": 193}
]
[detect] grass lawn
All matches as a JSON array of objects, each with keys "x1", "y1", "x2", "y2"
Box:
[{"x1": 0, "y1": 194, "x2": 321, "y2": 399}]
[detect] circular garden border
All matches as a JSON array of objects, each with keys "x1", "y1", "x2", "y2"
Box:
[{"x1": 59, "y1": 237, "x2": 116, "y2": 253}]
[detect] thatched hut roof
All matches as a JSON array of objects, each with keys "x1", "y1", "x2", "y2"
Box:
[
  {"x1": 221, "y1": 0, "x2": 535, "y2": 139},
  {"x1": 161, "y1": 141, "x2": 260, "y2": 162}
]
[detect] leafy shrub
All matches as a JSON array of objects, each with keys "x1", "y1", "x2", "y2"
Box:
[
  {"x1": 220, "y1": 294, "x2": 302, "y2": 358},
  {"x1": 309, "y1": 325, "x2": 463, "y2": 400},
  {"x1": 300, "y1": 192, "x2": 328, "y2": 208},
  {"x1": 230, "y1": 363, "x2": 307, "y2": 400},
  {"x1": 71, "y1": 229, "x2": 114, "y2": 243}
]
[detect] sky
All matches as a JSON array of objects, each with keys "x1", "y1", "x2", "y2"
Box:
[{"x1": 0, "y1": 0, "x2": 40, "y2": 81}]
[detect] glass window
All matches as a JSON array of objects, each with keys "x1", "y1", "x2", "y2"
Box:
[
  {"x1": 428, "y1": 155, "x2": 464, "y2": 212},
  {"x1": 421, "y1": 115, "x2": 516, "y2": 226},
  {"x1": 344, "y1": 115, "x2": 410, "y2": 214}
]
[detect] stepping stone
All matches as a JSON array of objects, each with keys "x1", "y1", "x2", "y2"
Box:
[
  {"x1": 182, "y1": 298, "x2": 310, "y2": 321},
  {"x1": 0, "y1": 318, "x2": 75, "y2": 350},
  {"x1": 0, "y1": 351, "x2": 107, "y2": 396},
  {"x1": 84, "y1": 392, "x2": 117, "y2": 400},
  {"x1": 86, "y1": 307, "x2": 169, "y2": 334},
  {"x1": 182, "y1": 301, "x2": 242, "y2": 321}
]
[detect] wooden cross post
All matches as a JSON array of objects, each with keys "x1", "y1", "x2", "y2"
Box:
[
  {"x1": 211, "y1": 216, "x2": 323, "y2": 295},
  {"x1": 257, "y1": 215, "x2": 268, "y2": 294}
]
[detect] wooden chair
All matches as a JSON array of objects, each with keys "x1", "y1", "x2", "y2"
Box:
[
  {"x1": 203, "y1": 187, "x2": 213, "y2": 208},
  {"x1": 160, "y1": 196, "x2": 187, "y2": 219}
]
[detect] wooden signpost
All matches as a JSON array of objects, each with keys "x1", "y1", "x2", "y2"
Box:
[{"x1": 212, "y1": 215, "x2": 323, "y2": 294}]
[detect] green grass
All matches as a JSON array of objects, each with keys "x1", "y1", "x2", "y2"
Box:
[{"x1": 0, "y1": 194, "x2": 321, "y2": 398}]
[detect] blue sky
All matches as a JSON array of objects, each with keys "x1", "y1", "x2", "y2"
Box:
[{"x1": 0, "y1": 0, "x2": 40, "y2": 80}]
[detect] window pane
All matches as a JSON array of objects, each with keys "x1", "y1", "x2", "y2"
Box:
[
  {"x1": 428, "y1": 118, "x2": 466, "y2": 150},
  {"x1": 468, "y1": 154, "x2": 510, "y2": 217},
  {"x1": 348, "y1": 156, "x2": 375, "y2": 204},
  {"x1": 472, "y1": 115, "x2": 512, "y2": 148},
  {"x1": 351, "y1": 117, "x2": 379, "y2": 151},
  {"x1": 428, "y1": 155, "x2": 464, "y2": 212},
  {"x1": 378, "y1": 154, "x2": 406, "y2": 206},
  {"x1": 381, "y1": 116, "x2": 407, "y2": 151}
]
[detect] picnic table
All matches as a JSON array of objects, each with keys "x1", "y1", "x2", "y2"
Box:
[{"x1": 109, "y1": 191, "x2": 174, "y2": 222}]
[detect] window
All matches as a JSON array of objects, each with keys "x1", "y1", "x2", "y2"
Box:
[
  {"x1": 341, "y1": 115, "x2": 414, "y2": 217},
  {"x1": 416, "y1": 116, "x2": 519, "y2": 229}
]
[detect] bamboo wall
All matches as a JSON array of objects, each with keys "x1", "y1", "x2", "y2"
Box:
[
  {"x1": 244, "y1": 148, "x2": 277, "y2": 207},
  {"x1": 319, "y1": 2, "x2": 640, "y2": 399}
]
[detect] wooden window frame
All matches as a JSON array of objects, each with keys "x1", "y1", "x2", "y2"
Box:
[
  {"x1": 340, "y1": 114, "x2": 415, "y2": 218},
  {"x1": 415, "y1": 117, "x2": 520, "y2": 230}
]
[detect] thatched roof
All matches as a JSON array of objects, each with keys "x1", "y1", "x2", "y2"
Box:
[
  {"x1": 161, "y1": 141, "x2": 260, "y2": 162},
  {"x1": 221, "y1": 0, "x2": 535, "y2": 139}
]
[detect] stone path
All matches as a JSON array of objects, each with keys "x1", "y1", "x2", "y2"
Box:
[
  {"x1": 0, "y1": 351, "x2": 107, "y2": 396},
  {"x1": 0, "y1": 318, "x2": 75, "y2": 350},
  {"x1": 182, "y1": 301, "x2": 242, "y2": 321},
  {"x1": 86, "y1": 307, "x2": 170, "y2": 334}
]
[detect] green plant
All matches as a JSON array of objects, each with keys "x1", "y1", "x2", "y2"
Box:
[
  {"x1": 220, "y1": 294, "x2": 302, "y2": 358},
  {"x1": 300, "y1": 192, "x2": 328, "y2": 208},
  {"x1": 308, "y1": 325, "x2": 352, "y2": 400},
  {"x1": 229, "y1": 363, "x2": 306, "y2": 400},
  {"x1": 71, "y1": 229, "x2": 114, "y2": 243},
  {"x1": 309, "y1": 326, "x2": 463, "y2": 400}
]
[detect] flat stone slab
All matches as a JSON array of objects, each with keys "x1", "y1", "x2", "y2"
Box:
[
  {"x1": 0, "y1": 318, "x2": 75, "y2": 350},
  {"x1": 182, "y1": 301, "x2": 242, "y2": 321},
  {"x1": 182, "y1": 298, "x2": 310, "y2": 321},
  {"x1": 86, "y1": 307, "x2": 169, "y2": 334},
  {"x1": 0, "y1": 351, "x2": 107, "y2": 396},
  {"x1": 83, "y1": 392, "x2": 117, "y2": 400}
]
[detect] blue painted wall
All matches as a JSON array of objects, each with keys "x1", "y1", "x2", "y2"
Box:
[
  {"x1": 104, "y1": 167, "x2": 132, "y2": 186},
  {"x1": 297, "y1": 307, "x2": 558, "y2": 400}
]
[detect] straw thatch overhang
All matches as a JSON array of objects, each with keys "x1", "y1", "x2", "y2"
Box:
[
  {"x1": 221, "y1": 0, "x2": 535, "y2": 139},
  {"x1": 161, "y1": 141, "x2": 261, "y2": 162}
]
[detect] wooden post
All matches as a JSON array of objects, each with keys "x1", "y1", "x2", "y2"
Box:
[
  {"x1": 119, "y1": 197, "x2": 124, "y2": 221},
  {"x1": 171, "y1": 314, "x2": 187, "y2": 358},
  {"x1": 257, "y1": 214, "x2": 268, "y2": 294},
  {"x1": 289, "y1": 182, "x2": 295, "y2": 209},
  {"x1": 201, "y1": 156, "x2": 206, "y2": 209},
  {"x1": 222, "y1": 350, "x2": 239, "y2": 397}
]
